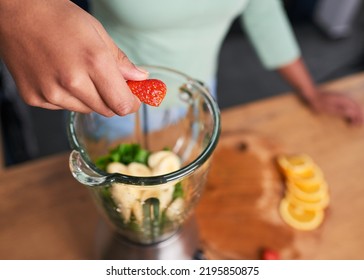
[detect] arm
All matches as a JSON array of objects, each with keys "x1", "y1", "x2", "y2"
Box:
[
  {"x1": 0, "y1": 0, "x2": 148, "y2": 116},
  {"x1": 278, "y1": 58, "x2": 363, "y2": 125},
  {"x1": 241, "y1": 0, "x2": 363, "y2": 125}
]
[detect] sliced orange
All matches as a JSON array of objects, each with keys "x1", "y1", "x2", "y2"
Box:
[
  {"x1": 286, "y1": 164, "x2": 324, "y2": 187},
  {"x1": 285, "y1": 190, "x2": 330, "y2": 211},
  {"x1": 276, "y1": 153, "x2": 330, "y2": 231},
  {"x1": 277, "y1": 154, "x2": 315, "y2": 177},
  {"x1": 287, "y1": 179, "x2": 328, "y2": 202},
  {"x1": 279, "y1": 199, "x2": 324, "y2": 231}
]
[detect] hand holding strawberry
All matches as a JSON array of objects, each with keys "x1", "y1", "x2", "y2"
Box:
[{"x1": 127, "y1": 79, "x2": 167, "y2": 107}]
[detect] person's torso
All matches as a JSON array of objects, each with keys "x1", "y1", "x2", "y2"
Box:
[{"x1": 91, "y1": 0, "x2": 249, "y2": 82}]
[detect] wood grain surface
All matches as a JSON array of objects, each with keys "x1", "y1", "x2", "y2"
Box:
[
  {"x1": 197, "y1": 73, "x2": 364, "y2": 260},
  {"x1": 196, "y1": 132, "x2": 323, "y2": 260},
  {"x1": 1, "y1": 73, "x2": 364, "y2": 259},
  {"x1": 0, "y1": 154, "x2": 99, "y2": 259}
]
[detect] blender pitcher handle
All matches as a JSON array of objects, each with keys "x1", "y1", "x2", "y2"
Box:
[{"x1": 69, "y1": 150, "x2": 107, "y2": 187}]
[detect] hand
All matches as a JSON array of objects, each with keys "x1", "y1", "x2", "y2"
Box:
[
  {"x1": 0, "y1": 0, "x2": 148, "y2": 116},
  {"x1": 277, "y1": 58, "x2": 364, "y2": 125},
  {"x1": 303, "y1": 89, "x2": 364, "y2": 125}
]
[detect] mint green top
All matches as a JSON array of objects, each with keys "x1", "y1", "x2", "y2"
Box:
[{"x1": 91, "y1": 0, "x2": 300, "y2": 83}]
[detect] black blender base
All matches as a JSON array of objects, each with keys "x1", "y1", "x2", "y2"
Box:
[{"x1": 95, "y1": 216, "x2": 205, "y2": 260}]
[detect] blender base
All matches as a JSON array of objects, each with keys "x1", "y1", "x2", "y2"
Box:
[{"x1": 94, "y1": 216, "x2": 205, "y2": 260}]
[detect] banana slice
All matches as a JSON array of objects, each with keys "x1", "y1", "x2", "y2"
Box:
[
  {"x1": 106, "y1": 162, "x2": 128, "y2": 174},
  {"x1": 152, "y1": 153, "x2": 181, "y2": 176},
  {"x1": 165, "y1": 197, "x2": 184, "y2": 221},
  {"x1": 158, "y1": 185, "x2": 175, "y2": 210},
  {"x1": 142, "y1": 183, "x2": 175, "y2": 210},
  {"x1": 127, "y1": 162, "x2": 152, "y2": 177},
  {"x1": 132, "y1": 203, "x2": 143, "y2": 225},
  {"x1": 148, "y1": 151, "x2": 177, "y2": 169},
  {"x1": 110, "y1": 183, "x2": 141, "y2": 222},
  {"x1": 132, "y1": 183, "x2": 175, "y2": 225},
  {"x1": 106, "y1": 151, "x2": 181, "y2": 224}
]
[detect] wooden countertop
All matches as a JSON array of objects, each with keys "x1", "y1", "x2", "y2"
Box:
[
  {"x1": 196, "y1": 72, "x2": 364, "y2": 260},
  {"x1": 1, "y1": 73, "x2": 364, "y2": 260}
]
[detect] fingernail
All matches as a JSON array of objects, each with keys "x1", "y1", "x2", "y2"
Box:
[{"x1": 135, "y1": 66, "x2": 149, "y2": 75}]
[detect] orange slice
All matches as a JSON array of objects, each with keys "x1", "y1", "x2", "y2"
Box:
[
  {"x1": 279, "y1": 199, "x2": 324, "y2": 231},
  {"x1": 285, "y1": 191, "x2": 330, "y2": 211},
  {"x1": 287, "y1": 165, "x2": 325, "y2": 188},
  {"x1": 287, "y1": 179, "x2": 328, "y2": 202},
  {"x1": 277, "y1": 154, "x2": 315, "y2": 177}
]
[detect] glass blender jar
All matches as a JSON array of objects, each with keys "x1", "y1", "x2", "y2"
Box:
[{"x1": 67, "y1": 66, "x2": 220, "y2": 259}]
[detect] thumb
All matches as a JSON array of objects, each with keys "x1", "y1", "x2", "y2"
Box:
[
  {"x1": 91, "y1": 17, "x2": 149, "y2": 81},
  {"x1": 115, "y1": 47, "x2": 149, "y2": 81}
]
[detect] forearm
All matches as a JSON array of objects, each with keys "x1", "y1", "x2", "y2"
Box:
[{"x1": 277, "y1": 57, "x2": 318, "y2": 103}]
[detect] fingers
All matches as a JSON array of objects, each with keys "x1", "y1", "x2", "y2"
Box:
[
  {"x1": 339, "y1": 102, "x2": 363, "y2": 125},
  {"x1": 59, "y1": 63, "x2": 141, "y2": 116},
  {"x1": 54, "y1": 48, "x2": 143, "y2": 116},
  {"x1": 318, "y1": 93, "x2": 364, "y2": 125},
  {"x1": 332, "y1": 96, "x2": 363, "y2": 125},
  {"x1": 57, "y1": 74, "x2": 115, "y2": 117},
  {"x1": 92, "y1": 21, "x2": 149, "y2": 81},
  {"x1": 88, "y1": 51, "x2": 142, "y2": 116},
  {"x1": 85, "y1": 22, "x2": 147, "y2": 115},
  {"x1": 22, "y1": 87, "x2": 94, "y2": 114},
  {"x1": 38, "y1": 103, "x2": 63, "y2": 110},
  {"x1": 115, "y1": 48, "x2": 149, "y2": 81},
  {"x1": 19, "y1": 48, "x2": 143, "y2": 116}
]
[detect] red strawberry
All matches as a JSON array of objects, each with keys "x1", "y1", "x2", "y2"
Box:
[
  {"x1": 262, "y1": 249, "x2": 280, "y2": 260},
  {"x1": 127, "y1": 79, "x2": 167, "y2": 107}
]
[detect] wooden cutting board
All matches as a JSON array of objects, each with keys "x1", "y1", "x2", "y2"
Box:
[{"x1": 196, "y1": 131, "x2": 325, "y2": 260}]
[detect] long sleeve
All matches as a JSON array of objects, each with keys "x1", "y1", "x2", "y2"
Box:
[{"x1": 240, "y1": 0, "x2": 301, "y2": 69}]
